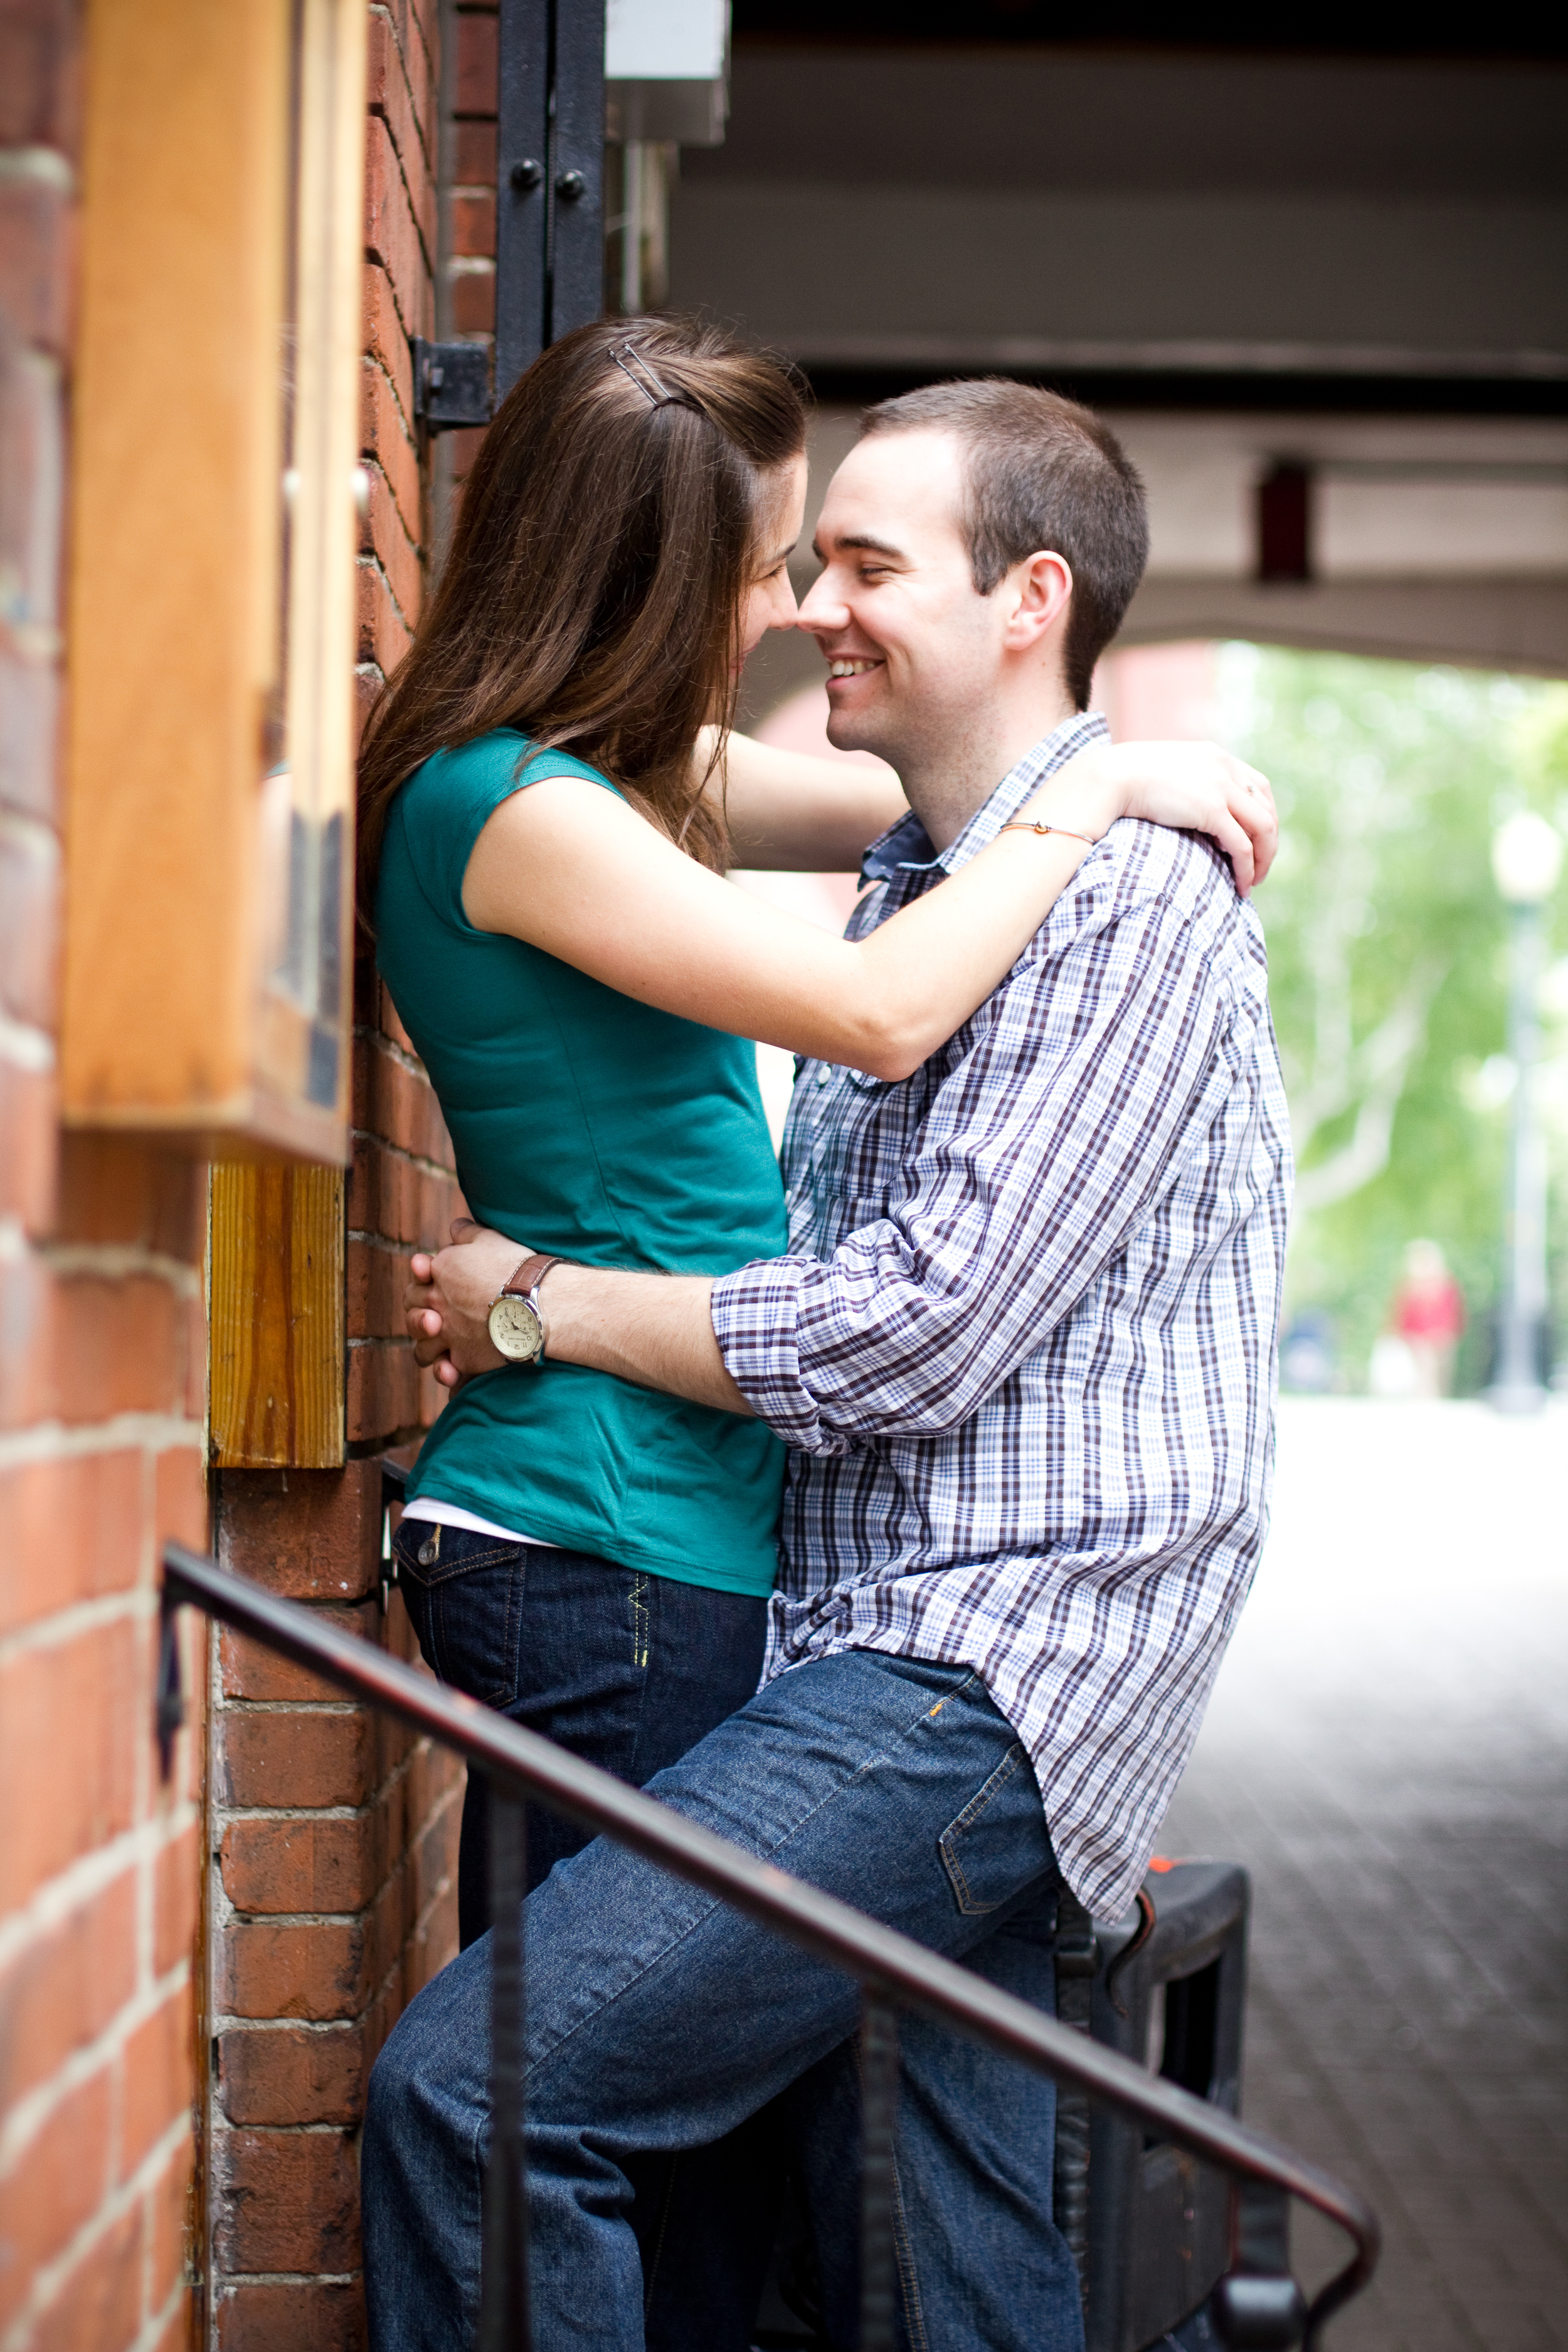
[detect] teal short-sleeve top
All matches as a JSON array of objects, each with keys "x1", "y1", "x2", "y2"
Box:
[{"x1": 374, "y1": 729, "x2": 786, "y2": 1596}]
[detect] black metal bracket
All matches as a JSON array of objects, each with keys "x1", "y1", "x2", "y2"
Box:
[
  {"x1": 411, "y1": 338, "x2": 492, "y2": 432},
  {"x1": 379, "y1": 1454, "x2": 408, "y2": 1615},
  {"x1": 156, "y1": 1591, "x2": 186, "y2": 1782}
]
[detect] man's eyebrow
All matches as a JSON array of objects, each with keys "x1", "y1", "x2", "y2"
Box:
[{"x1": 812, "y1": 531, "x2": 910, "y2": 563}]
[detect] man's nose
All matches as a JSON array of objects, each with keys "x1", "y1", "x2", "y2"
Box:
[{"x1": 796, "y1": 573, "x2": 848, "y2": 635}]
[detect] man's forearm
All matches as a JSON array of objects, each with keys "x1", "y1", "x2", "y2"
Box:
[{"x1": 544, "y1": 1265, "x2": 754, "y2": 1417}]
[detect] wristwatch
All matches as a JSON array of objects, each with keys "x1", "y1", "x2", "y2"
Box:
[{"x1": 486, "y1": 1253, "x2": 563, "y2": 1367}]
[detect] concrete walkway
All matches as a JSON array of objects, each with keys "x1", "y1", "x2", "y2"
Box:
[{"x1": 1161, "y1": 1398, "x2": 1568, "y2": 2352}]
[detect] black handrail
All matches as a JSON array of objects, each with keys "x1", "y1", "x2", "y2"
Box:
[{"x1": 166, "y1": 1534, "x2": 1378, "y2": 2348}]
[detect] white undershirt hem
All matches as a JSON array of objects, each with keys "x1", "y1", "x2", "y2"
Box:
[{"x1": 402, "y1": 1496, "x2": 558, "y2": 1550}]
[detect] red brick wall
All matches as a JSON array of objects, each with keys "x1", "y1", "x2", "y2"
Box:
[
  {"x1": 202, "y1": 6, "x2": 467, "y2": 2346},
  {"x1": 0, "y1": 7, "x2": 208, "y2": 2348}
]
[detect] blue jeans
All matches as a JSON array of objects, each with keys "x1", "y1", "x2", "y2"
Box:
[
  {"x1": 391, "y1": 1522, "x2": 769, "y2": 1940},
  {"x1": 363, "y1": 1650, "x2": 1084, "y2": 2352}
]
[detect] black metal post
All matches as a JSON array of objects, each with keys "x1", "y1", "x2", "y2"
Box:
[
  {"x1": 547, "y1": 0, "x2": 605, "y2": 346},
  {"x1": 859, "y1": 1992, "x2": 899, "y2": 2352},
  {"x1": 496, "y1": 0, "x2": 604, "y2": 400},
  {"x1": 495, "y1": 0, "x2": 551, "y2": 395},
  {"x1": 479, "y1": 1786, "x2": 531, "y2": 2349}
]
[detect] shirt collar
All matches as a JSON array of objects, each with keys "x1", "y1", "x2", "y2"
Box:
[{"x1": 859, "y1": 711, "x2": 1111, "y2": 888}]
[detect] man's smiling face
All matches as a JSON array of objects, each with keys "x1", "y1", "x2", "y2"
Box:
[{"x1": 796, "y1": 427, "x2": 1006, "y2": 774}]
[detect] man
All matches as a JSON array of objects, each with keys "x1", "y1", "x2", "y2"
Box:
[{"x1": 364, "y1": 382, "x2": 1290, "y2": 2351}]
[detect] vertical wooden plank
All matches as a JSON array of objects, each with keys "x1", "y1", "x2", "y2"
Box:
[
  {"x1": 209, "y1": 1165, "x2": 346, "y2": 1468},
  {"x1": 61, "y1": 0, "x2": 290, "y2": 1126}
]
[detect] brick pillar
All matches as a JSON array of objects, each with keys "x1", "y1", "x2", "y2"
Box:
[
  {"x1": 203, "y1": 7, "x2": 464, "y2": 2346},
  {"x1": 0, "y1": 7, "x2": 209, "y2": 2347}
]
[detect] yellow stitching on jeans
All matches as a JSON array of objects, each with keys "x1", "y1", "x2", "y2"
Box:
[{"x1": 630, "y1": 1572, "x2": 649, "y2": 1669}]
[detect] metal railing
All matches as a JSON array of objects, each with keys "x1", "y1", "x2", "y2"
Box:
[{"x1": 163, "y1": 1487, "x2": 1379, "y2": 2351}]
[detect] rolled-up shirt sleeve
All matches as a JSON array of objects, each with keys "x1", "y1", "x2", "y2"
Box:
[{"x1": 711, "y1": 875, "x2": 1242, "y2": 1455}]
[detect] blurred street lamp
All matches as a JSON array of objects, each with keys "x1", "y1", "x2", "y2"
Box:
[{"x1": 1488, "y1": 812, "x2": 1563, "y2": 1413}]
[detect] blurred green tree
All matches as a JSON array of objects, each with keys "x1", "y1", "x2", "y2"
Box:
[{"x1": 1221, "y1": 647, "x2": 1568, "y2": 1392}]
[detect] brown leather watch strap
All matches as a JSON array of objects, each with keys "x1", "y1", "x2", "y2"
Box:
[{"x1": 502, "y1": 1253, "x2": 561, "y2": 1301}]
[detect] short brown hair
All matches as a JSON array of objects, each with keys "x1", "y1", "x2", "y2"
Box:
[
  {"x1": 860, "y1": 381, "x2": 1148, "y2": 710},
  {"x1": 357, "y1": 316, "x2": 808, "y2": 903}
]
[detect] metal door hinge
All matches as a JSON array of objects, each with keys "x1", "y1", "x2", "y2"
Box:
[{"x1": 411, "y1": 339, "x2": 492, "y2": 431}]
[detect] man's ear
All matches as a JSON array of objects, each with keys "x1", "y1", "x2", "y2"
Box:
[{"x1": 1000, "y1": 551, "x2": 1073, "y2": 653}]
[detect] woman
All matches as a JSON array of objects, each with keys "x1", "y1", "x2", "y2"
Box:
[{"x1": 358, "y1": 315, "x2": 1272, "y2": 1941}]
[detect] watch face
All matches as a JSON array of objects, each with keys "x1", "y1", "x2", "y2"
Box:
[{"x1": 488, "y1": 1293, "x2": 544, "y2": 1363}]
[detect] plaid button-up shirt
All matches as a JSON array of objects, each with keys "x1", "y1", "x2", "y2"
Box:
[{"x1": 711, "y1": 714, "x2": 1292, "y2": 1919}]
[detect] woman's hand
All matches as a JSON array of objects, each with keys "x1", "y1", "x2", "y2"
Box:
[
  {"x1": 406, "y1": 1220, "x2": 529, "y2": 1388},
  {"x1": 1021, "y1": 741, "x2": 1278, "y2": 895}
]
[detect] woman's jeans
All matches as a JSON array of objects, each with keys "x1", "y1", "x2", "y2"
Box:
[
  {"x1": 391, "y1": 1521, "x2": 768, "y2": 1942},
  {"x1": 363, "y1": 1650, "x2": 1083, "y2": 2352}
]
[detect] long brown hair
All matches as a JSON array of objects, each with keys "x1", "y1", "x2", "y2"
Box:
[{"x1": 357, "y1": 317, "x2": 808, "y2": 904}]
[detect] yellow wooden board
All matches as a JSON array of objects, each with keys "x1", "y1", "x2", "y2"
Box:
[{"x1": 209, "y1": 1164, "x2": 346, "y2": 1468}]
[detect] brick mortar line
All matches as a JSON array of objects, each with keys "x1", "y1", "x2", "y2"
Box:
[
  {"x1": 350, "y1": 1229, "x2": 444, "y2": 1256},
  {"x1": 215, "y1": 1696, "x2": 361, "y2": 1717},
  {"x1": 359, "y1": 1025, "x2": 428, "y2": 1083},
  {"x1": 366, "y1": 233, "x2": 430, "y2": 364},
  {"x1": 40, "y1": 1241, "x2": 203, "y2": 1296},
  {"x1": 218, "y1": 1795, "x2": 462, "y2": 1931},
  {"x1": 364, "y1": 346, "x2": 418, "y2": 470},
  {"x1": 213, "y1": 2270, "x2": 358, "y2": 2287},
  {"x1": 215, "y1": 1785, "x2": 431, "y2": 1825},
  {"x1": 0, "y1": 1957, "x2": 192, "y2": 2173},
  {"x1": 0, "y1": 1805, "x2": 199, "y2": 1977},
  {"x1": 349, "y1": 1128, "x2": 458, "y2": 1184},
  {"x1": 208, "y1": 1745, "x2": 426, "y2": 1880},
  {"x1": 366, "y1": 103, "x2": 435, "y2": 287},
  {"x1": 208, "y1": 2114, "x2": 352, "y2": 2137},
  {"x1": 445, "y1": 253, "x2": 495, "y2": 276},
  {"x1": 129, "y1": 2273, "x2": 195, "y2": 2352},
  {"x1": 0, "y1": 1583, "x2": 155, "y2": 1668},
  {"x1": 356, "y1": 546, "x2": 416, "y2": 641},
  {"x1": 364, "y1": 450, "x2": 425, "y2": 564},
  {"x1": 0, "y1": 1411, "x2": 203, "y2": 1472},
  {"x1": 0, "y1": 2111, "x2": 192, "y2": 2352},
  {"x1": 209, "y1": 2015, "x2": 371, "y2": 2037},
  {"x1": 369, "y1": 3, "x2": 436, "y2": 180},
  {"x1": 369, "y1": 18, "x2": 438, "y2": 202}
]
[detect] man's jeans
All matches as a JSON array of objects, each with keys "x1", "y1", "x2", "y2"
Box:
[{"x1": 363, "y1": 1650, "x2": 1085, "y2": 2352}]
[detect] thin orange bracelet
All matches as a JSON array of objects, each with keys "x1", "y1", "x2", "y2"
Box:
[{"x1": 999, "y1": 819, "x2": 1099, "y2": 847}]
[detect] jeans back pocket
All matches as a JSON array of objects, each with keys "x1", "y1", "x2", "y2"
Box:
[{"x1": 393, "y1": 1522, "x2": 526, "y2": 1710}]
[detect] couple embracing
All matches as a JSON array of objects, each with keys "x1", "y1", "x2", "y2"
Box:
[{"x1": 356, "y1": 317, "x2": 1290, "y2": 2351}]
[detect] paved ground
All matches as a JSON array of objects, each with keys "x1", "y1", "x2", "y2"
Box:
[{"x1": 1161, "y1": 1398, "x2": 1568, "y2": 2352}]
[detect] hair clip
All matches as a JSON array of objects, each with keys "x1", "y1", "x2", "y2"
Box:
[{"x1": 607, "y1": 339, "x2": 691, "y2": 411}]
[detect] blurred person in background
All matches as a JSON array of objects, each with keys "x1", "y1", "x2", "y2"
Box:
[{"x1": 1389, "y1": 1238, "x2": 1465, "y2": 1397}]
